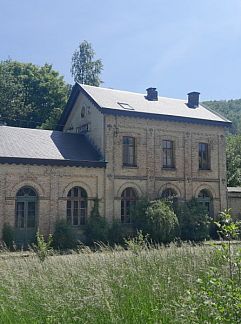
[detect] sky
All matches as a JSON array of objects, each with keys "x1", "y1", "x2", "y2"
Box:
[{"x1": 1, "y1": 0, "x2": 241, "y2": 101}]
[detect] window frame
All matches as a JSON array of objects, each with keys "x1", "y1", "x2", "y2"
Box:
[
  {"x1": 122, "y1": 136, "x2": 137, "y2": 167},
  {"x1": 162, "y1": 140, "x2": 175, "y2": 169},
  {"x1": 66, "y1": 187, "x2": 88, "y2": 226},
  {"x1": 199, "y1": 142, "x2": 210, "y2": 170},
  {"x1": 121, "y1": 187, "x2": 137, "y2": 224}
]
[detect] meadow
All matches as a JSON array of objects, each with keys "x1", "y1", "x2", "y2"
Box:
[{"x1": 1, "y1": 241, "x2": 238, "y2": 324}]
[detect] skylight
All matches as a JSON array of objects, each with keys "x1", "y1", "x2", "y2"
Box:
[{"x1": 118, "y1": 102, "x2": 134, "y2": 110}]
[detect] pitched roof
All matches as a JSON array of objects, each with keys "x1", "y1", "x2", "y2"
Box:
[
  {"x1": 57, "y1": 83, "x2": 231, "y2": 130},
  {"x1": 0, "y1": 126, "x2": 106, "y2": 167}
]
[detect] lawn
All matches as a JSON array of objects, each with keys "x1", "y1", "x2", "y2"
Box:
[{"x1": 0, "y1": 242, "x2": 239, "y2": 323}]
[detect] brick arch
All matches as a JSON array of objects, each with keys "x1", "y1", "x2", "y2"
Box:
[
  {"x1": 10, "y1": 181, "x2": 45, "y2": 198},
  {"x1": 117, "y1": 182, "x2": 143, "y2": 198},
  {"x1": 158, "y1": 183, "x2": 181, "y2": 198},
  {"x1": 62, "y1": 181, "x2": 93, "y2": 198},
  {"x1": 194, "y1": 184, "x2": 216, "y2": 199}
]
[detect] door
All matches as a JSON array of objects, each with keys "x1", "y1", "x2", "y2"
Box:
[{"x1": 15, "y1": 187, "x2": 38, "y2": 247}]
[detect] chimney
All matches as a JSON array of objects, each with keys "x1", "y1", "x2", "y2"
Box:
[
  {"x1": 187, "y1": 91, "x2": 200, "y2": 108},
  {"x1": 146, "y1": 87, "x2": 158, "y2": 101}
]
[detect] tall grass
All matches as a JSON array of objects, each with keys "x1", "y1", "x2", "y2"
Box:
[{"x1": 0, "y1": 243, "x2": 227, "y2": 323}]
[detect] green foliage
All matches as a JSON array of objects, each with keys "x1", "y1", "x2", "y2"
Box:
[
  {"x1": 71, "y1": 40, "x2": 103, "y2": 86},
  {"x1": 85, "y1": 199, "x2": 109, "y2": 244},
  {"x1": 203, "y1": 99, "x2": 241, "y2": 134},
  {"x1": 226, "y1": 134, "x2": 241, "y2": 186},
  {"x1": 2, "y1": 223, "x2": 14, "y2": 250},
  {"x1": 176, "y1": 198, "x2": 210, "y2": 241},
  {"x1": 179, "y1": 209, "x2": 241, "y2": 323},
  {"x1": 33, "y1": 231, "x2": 53, "y2": 262},
  {"x1": 52, "y1": 219, "x2": 77, "y2": 250},
  {"x1": 0, "y1": 60, "x2": 69, "y2": 129},
  {"x1": 108, "y1": 220, "x2": 127, "y2": 245},
  {"x1": 132, "y1": 199, "x2": 178, "y2": 243}
]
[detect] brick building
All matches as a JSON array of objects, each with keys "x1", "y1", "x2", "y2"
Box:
[{"x1": 0, "y1": 83, "x2": 231, "y2": 244}]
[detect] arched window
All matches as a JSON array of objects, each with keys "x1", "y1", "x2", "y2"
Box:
[
  {"x1": 161, "y1": 188, "x2": 177, "y2": 199},
  {"x1": 198, "y1": 189, "x2": 213, "y2": 216},
  {"x1": 66, "y1": 187, "x2": 88, "y2": 226},
  {"x1": 121, "y1": 187, "x2": 137, "y2": 224}
]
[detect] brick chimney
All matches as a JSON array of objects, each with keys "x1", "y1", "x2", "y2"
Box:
[
  {"x1": 187, "y1": 92, "x2": 200, "y2": 108},
  {"x1": 146, "y1": 88, "x2": 158, "y2": 101}
]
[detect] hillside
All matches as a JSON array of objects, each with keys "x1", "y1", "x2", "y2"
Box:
[{"x1": 203, "y1": 99, "x2": 241, "y2": 134}]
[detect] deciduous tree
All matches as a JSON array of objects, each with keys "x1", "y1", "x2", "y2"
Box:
[{"x1": 71, "y1": 40, "x2": 103, "y2": 86}]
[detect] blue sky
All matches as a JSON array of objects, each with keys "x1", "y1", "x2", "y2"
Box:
[{"x1": 1, "y1": 0, "x2": 241, "y2": 100}]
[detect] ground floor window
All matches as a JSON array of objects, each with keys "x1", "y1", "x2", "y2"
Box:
[
  {"x1": 121, "y1": 187, "x2": 137, "y2": 223},
  {"x1": 66, "y1": 187, "x2": 88, "y2": 226},
  {"x1": 198, "y1": 189, "x2": 213, "y2": 216}
]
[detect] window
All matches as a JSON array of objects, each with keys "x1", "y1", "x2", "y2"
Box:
[
  {"x1": 161, "y1": 188, "x2": 177, "y2": 199},
  {"x1": 121, "y1": 188, "x2": 137, "y2": 224},
  {"x1": 118, "y1": 102, "x2": 134, "y2": 110},
  {"x1": 198, "y1": 189, "x2": 213, "y2": 216},
  {"x1": 66, "y1": 187, "x2": 88, "y2": 226},
  {"x1": 163, "y1": 140, "x2": 174, "y2": 168},
  {"x1": 199, "y1": 143, "x2": 210, "y2": 170},
  {"x1": 123, "y1": 136, "x2": 136, "y2": 166},
  {"x1": 15, "y1": 187, "x2": 37, "y2": 229}
]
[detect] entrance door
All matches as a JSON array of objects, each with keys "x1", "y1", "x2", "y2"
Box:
[{"x1": 15, "y1": 187, "x2": 38, "y2": 246}]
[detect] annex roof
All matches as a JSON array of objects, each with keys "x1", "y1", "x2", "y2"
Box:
[
  {"x1": 57, "y1": 83, "x2": 231, "y2": 130},
  {"x1": 0, "y1": 126, "x2": 106, "y2": 167}
]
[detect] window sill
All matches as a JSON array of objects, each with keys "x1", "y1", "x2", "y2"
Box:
[
  {"x1": 122, "y1": 164, "x2": 138, "y2": 169},
  {"x1": 162, "y1": 167, "x2": 176, "y2": 171},
  {"x1": 199, "y1": 168, "x2": 211, "y2": 171}
]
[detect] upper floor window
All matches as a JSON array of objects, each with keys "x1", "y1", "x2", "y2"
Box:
[
  {"x1": 123, "y1": 136, "x2": 136, "y2": 166},
  {"x1": 199, "y1": 143, "x2": 210, "y2": 170},
  {"x1": 163, "y1": 140, "x2": 174, "y2": 168}
]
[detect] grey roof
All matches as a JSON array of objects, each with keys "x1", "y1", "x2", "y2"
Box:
[
  {"x1": 227, "y1": 187, "x2": 241, "y2": 193},
  {"x1": 81, "y1": 84, "x2": 231, "y2": 124},
  {"x1": 0, "y1": 126, "x2": 105, "y2": 167}
]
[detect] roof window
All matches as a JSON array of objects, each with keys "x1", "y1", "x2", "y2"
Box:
[{"x1": 118, "y1": 102, "x2": 134, "y2": 110}]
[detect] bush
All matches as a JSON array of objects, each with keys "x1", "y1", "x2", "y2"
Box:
[
  {"x1": 132, "y1": 199, "x2": 179, "y2": 243},
  {"x1": 85, "y1": 199, "x2": 109, "y2": 244},
  {"x1": 176, "y1": 198, "x2": 210, "y2": 241},
  {"x1": 108, "y1": 220, "x2": 128, "y2": 245},
  {"x1": 2, "y1": 223, "x2": 14, "y2": 250},
  {"x1": 52, "y1": 220, "x2": 77, "y2": 250}
]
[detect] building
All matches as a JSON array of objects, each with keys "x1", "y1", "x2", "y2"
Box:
[{"x1": 0, "y1": 83, "x2": 231, "y2": 245}]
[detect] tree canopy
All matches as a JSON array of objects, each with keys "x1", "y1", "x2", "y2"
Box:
[
  {"x1": 70, "y1": 40, "x2": 103, "y2": 86},
  {"x1": 0, "y1": 60, "x2": 69, "y2": 128}
]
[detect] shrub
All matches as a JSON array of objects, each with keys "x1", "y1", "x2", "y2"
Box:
[
  {"x1": 176, "y1": 198, "x2": 210, "y2": 241},
  {"x1": 52, "y1": 219, "x2": 77, "y2": 250},
  {"x1": 85, "y1": 199, "x2": 109, "y2": 244},
  {"x1": 132, "y1": 199, "x2": 179, "y2": 243},
  {"x1": 2, "y1": 223, "x2": 14, "y2": 250},
  {"x1": 108, "y1": 220, "x2": 128, "y2": 245},
  {"x1": 34, "y1": 231, "x2": 53, "y2": 262}
]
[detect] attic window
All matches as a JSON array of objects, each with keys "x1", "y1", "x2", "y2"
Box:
[{"x1": 118, "y1": 102, "x2": 134, "y2": 110}]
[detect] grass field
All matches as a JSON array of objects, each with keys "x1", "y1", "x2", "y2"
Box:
[{"x1": 0, "y1": 243, "x2": 237, "y2": 323}]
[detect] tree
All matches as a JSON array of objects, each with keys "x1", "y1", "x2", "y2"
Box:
[
  {"x1": 71, "y1": 40, "x2": 103, "y2": 86},
  {"x1": 226, "y1": 135, "x2": 241, "y2": 186},
  {"x1": 0, "y1": 60, "x2": 69, "y2": 128}
]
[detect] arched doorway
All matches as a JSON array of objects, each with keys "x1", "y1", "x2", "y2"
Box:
[
  {"x1": 121, "y1": 187, "x2": 137, "y2": 223},
  {"x1": 15, "y1": 186, "x2": 38, "y2": 246},
  {"x1": 66, "y1": 187, "x2": 88, "y2": 226},
  {"x1": 197, "y1": 189, "x2": 213, "y2": 217},
  {"x1": 161, "y1": 188, "x2": 177, "y2": 199}
]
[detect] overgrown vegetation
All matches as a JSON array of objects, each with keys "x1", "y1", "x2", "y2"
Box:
[
  {"x1": 52, "y1": 219, "x2": 77, "y2": 250},
  {"x1": 176, "y1": 198, "x2": 210, "y2": 241},
  {"x1": 2, "y1": 223, "x2": 14, "y2": 250}
]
